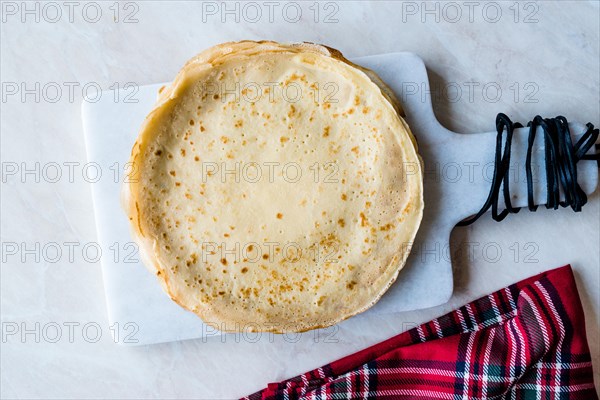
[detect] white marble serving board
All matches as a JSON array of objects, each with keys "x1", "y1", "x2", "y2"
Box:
[{"x1": 82, "y1": 52, "x2": 599, "y2": 345}]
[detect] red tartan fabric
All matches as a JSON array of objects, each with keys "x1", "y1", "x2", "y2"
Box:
[{"x1": 243, "y1": 265, "x2": 597, "y2": 399}]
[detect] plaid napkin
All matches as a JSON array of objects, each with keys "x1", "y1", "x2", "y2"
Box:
[{"x1": 243, "y1": 265, "x2": 597, "y2": 399}]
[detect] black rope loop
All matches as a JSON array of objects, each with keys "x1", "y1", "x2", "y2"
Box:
[{"x1": 458, "y1": 113, "x2": 600, "y2": 226}]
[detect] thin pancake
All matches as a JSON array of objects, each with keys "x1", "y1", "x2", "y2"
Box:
[{"x1": 123, "y1": 41, "x2": 423, "y2": 332}]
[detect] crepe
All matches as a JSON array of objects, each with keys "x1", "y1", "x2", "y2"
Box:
[{"x1": 123, "y1": 41, "x2": 423, "y2": 333}]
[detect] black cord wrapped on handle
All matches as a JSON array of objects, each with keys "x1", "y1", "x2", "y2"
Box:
[{"x1": 458, "y1": 113, "x2": 600, "y2": 227}]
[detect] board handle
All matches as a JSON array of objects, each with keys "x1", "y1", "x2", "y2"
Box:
[
  {"x1": 457, "y1": 114, "x2": 599, "y2": 225},
  {"x1": 425, "y1": 119, "x2": 599, "y2": 225}
]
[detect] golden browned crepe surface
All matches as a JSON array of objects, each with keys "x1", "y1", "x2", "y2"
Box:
[{"x1": 123, "y1": 41, "x2": 423, "y2": 332}]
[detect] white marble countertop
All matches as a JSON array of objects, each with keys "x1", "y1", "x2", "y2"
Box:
[{"x1": 1, "y1": 1, "x2": 598, "y2": 398}]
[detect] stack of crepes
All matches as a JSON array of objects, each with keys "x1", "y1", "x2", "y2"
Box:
[
  {"x1": 244, "y1": 265, "x2": 597, "y2": 399},
  {"x1": 123, "y1": 41, "x2": 423, "y2": 333}
]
